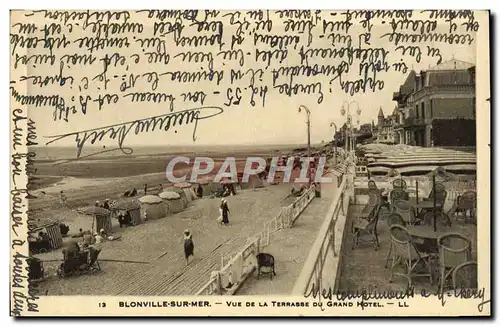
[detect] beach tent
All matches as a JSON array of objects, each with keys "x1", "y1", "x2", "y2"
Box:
[
  {"x1": 165, "y1": 187, "x2": 188, "y2": 208},
  {"x1": 28, "y1": 218, "x2": 63, "y2": 251},
  {"x1": 77, "y1": 206, "x2": 113, "y2": 234},
  {"x1": 239, "y1": 174, "x2": 265, "y2": 190},
  {"x1": 195, "y1": 179, "x2": 212, "y2": 197},
  {"x1": 159, "y1": 191, "x2": 184, "y2": 214},
  {"x1": 115, "y1": 201, "x2": 142, "y2": 225},
  {"x1": 174, "y1": 182, "x2": 197, "y2": 202},
  {"x1": 219, "y1": 179, "x2": 237, "y2": 195},
  {"x1": 138, "y1": 195, "x2": 165, "y2": 220}
]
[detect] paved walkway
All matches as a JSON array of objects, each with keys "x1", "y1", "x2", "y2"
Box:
[{"x1": 237, "y1": 196, "x2": 333, "y2": 295}]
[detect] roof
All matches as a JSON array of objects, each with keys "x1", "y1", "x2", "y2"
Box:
[
  {"x1": 378, "y1": 107, "x2": 384, "y2": 117},
  {"x1": 427, "y1": 59, "x2": 474, "y2": 71}
]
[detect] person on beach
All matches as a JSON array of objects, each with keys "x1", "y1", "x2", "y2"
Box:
[
  {"x1": 183, "y1": 229, "x2": 195, "y2": 265},
  {"x1": 196, "y1": 184, "x2": 203, "y2": 198},
  {"x1": 59, "y1": 191, "x2": 67, "y2": 207},
  {"x1": 144, "y1": 184, "x2": 148, "y2": 195},
  {"x1": 95, "y1": 200, "x2": 100, "y2": 207},
  {"x1": 103, "y1": 199, "x2": 110, "y2": 210},
  {"x1": 220, "y1": 198, "x2": 230, "y2": 225}
]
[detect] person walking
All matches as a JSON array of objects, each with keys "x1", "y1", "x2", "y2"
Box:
[
  {"x1": 183, "y1": 229, "x2": 195, "y2": 265},
  {"x1": 221, "y1": 198, "x2": 230, "y2": 226},
  {"x1": 59, "y1": 191, "x2": 67, "y2": 207}
]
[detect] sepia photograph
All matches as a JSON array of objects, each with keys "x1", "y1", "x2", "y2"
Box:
[{"x1": 9, "y1": 7, "x2": 490, "y2": 316}]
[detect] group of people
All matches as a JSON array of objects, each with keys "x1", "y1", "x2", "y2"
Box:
[{"x1": 95, "y1": 199, "x2": 111, "y2": 210}]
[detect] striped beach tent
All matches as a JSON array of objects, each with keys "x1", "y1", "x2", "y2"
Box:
[{"x1": 29, "y1": 219, "x2": 63, "y2": 250}]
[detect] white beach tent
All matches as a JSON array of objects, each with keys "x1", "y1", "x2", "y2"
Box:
[
  {"x1": 159, "y1": 191, "x2": 184, "y2": 214},
  {"x1": 138, "y1": 195, "x2": 165, "y2": 220},
  {"x1": 174, "y1": 182, "x2": 197, "y2": 202}
]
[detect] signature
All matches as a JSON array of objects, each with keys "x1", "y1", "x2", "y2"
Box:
[{"x1": 44, "y1": 106, "x2": 224, "y2": 159}]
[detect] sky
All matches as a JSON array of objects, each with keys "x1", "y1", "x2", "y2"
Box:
[{"x1": 10, "y1": 10, "x2": 480, "y2": 152}]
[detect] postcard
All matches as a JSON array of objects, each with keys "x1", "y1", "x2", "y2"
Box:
[{"x1": 10, "y1": 9, "x2": 490, "y2": 316}]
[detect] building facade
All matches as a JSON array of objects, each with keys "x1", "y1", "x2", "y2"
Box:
[
  {"x1": 375, "y1": 107, "x2": 397, "y2": 144},
  {"x1": 392, "y1": 59, "x2": 476, "y2": 147}
]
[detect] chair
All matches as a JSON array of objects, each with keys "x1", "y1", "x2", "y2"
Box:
[
  {"x1": 390, "y1": 189, "x2": 409, "y2": 209},
  {"x1": 388, "y1": 225, "x2": 433, "y2": 288},
  {"x1": 437, "y1": 233, "x2": 472, "y2": 294},
  {"x1": 87, "y1": 247, "x2": 102, "y2": 271},
  {"x1": 426, "y1": 183, "x2": 447, "y2": 208},
  {"x1": 361, "y1": 192, "x2": 379, "y2": 216},
  {"x1": 352, "y1": 204, "x2": 382, "y2": 251},
  {"x1": 27, "y1": 257, "x2": 44, "y2": 281},
  {"x1": 256, "y1": 253, "x2": 276, "y2": 280},
  {"x1": 393, "y1": 200, "x2": 417, "y2": 225},
  {"x1": 392, "y1": 178, "x2": 407, "y2": 190},
  {"x1": 454, "y1": 191, "x2": 476, "y2": 223},
  {"x1": 385, "y1": 213, "x2": 406, "y2": 268},
  {"x1": 452, "y1": 261, "x2": 477, "y2": 290},
  {"x1": 368, "y1": 180, "x2": 377, "y2": 190},
  {"x1": 422, "y1": 210, "x2": 452, "y2": 227}
]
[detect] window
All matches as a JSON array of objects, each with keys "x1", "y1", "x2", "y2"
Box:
[
  {"x1": 416, "y1": 104, "x2": 419, "y2": 119},
  {"x1": 421, "y1": 102, "x2": 425, "y2": 119},
  {"x1": 430, "y1": 99, "x2": 433, "y2": 118}
]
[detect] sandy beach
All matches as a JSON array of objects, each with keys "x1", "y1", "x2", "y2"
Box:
[{"x1": 29, "y1": 146, "x2": 322, "y2": 295}]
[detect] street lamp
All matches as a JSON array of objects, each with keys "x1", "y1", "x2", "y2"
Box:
[
  {"x1": 340, "y1": 101, "x2": 362, "y2": 154},
  {"x1": 330, "y1": 122, "x2": 337, "y2": 164},
  {"x1": 298, "y1": 105, "x2": 311, "y2": 158}
]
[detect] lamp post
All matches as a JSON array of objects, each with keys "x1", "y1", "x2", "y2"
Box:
[
  {"x1": 330, "y1": 122, "x2": 338, "y2": 164},
  {"x1": 340, "y1": 101, "x2": 362, "y2": 154},
  {"x1": 298, "y1": 105, "x2": 311, "y2": 158}
]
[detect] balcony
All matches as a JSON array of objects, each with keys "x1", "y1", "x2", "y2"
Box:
[{"x1": 400, "y1": 117, "x2": 426, "y2": 128}]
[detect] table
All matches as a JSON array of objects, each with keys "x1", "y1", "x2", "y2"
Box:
[{"x1": 407, "y1": 225, "x2": 463, "y2": 254}]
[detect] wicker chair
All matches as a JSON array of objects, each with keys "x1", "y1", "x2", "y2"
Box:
[
  {"x1": 390, "y1": 189, "x2": 409, "y2": 205},
  {"x1": 388, "y1": 225, "x2": 433, "y2": 288},
  {"x1": 422, "y1": 210, "x2": 452, "y2": 227},
  {"x1": 392, "y1": 178, "x2": 407, "y2": 190},
  {"x1": 425, "y1": 183, "x2": 447, "y2": 208},
  {"x1": 368, "y1": 180, "x2": 377, "y2": 190},
  {"x1": 385, "y1": 213, "x2": 406, "y2": 268},
  {"x1": 361, "y1": 192, "x2": 380, "y2": 216},
  {"x1": 454, "y1": 191, "x2": 476, "y2": 224},
  {"x1": 452, "y1": 261, "x2": 477, "y2": 290},
  {"x1": 437, "y1": 233, "x2": 472, "y2": 294},
  {"x1": 352, "y1": 204, "x2": 382, "y2": 251},
  {"x1": 393, "y1": 200, "x2": 417, "y2": 225}
]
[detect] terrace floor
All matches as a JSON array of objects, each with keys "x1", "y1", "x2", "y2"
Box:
[
  {"x1": 238, "y1": 197, "x2": 333, "y2": 295},
  {"x1": 337, "y1": 204, "x2": 478, "y2": 294}
]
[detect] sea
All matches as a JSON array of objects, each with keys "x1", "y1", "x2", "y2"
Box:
[{"x1": 30, "y1": 144, "x2": 304, "y2": 161}]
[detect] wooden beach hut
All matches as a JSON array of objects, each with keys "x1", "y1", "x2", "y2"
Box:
[
  {"x1": 115, "y1": 201, "x2": 142, "y2": 226},
  {"x1": 28, "y1": 219, "x2": 63, "y2": 252},
  {"x1": 77, "y1": 206, "x2": 113, "y2": 234},
  {"x1": 174, "y1": 182, "x2": 197, "y2": 202},
  {"x1": 159, "y1": 191, "x2": 183, "y2": 214},
  {"x1": 138, "y1": 195, "x2": 165, "y2": 220}
]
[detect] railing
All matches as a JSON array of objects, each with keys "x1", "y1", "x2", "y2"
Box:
[
  {"x1": 196, "y1": 185, "x2": 317, "y2": 296},
  {"x1": 292, "y1": 175, "x2": 350, "y2": 296}
]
